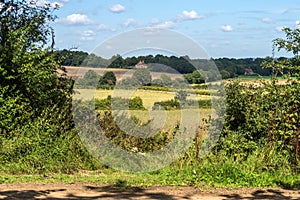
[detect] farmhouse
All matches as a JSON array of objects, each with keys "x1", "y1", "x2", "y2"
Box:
[
  {"x1": 135, "y1": 60, "x2": 148, "y2": 69},
  {"x1": 244, "y1": 67, "x2": 255, "y2": 75}
]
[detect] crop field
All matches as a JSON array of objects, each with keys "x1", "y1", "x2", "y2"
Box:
[
  {"x1": 64, "y1": 66, "x2": 183, "y2": 80},
  {"x1": 128, "y1": 109, "x2": 212, "y2": 131},
  {"x1": 74, "y1": 89, "x2": 214, "y2": 132},
  {"x1": 74, "y1": 89, "x2": 212, "y2": 109}
]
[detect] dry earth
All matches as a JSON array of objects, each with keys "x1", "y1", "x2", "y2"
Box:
[
  {"x1": 0, "y1": 183, "x2": 299, "y2": 200},
  {"x1": 62, "y1": 66, "x2": 183, "y2": 80}
]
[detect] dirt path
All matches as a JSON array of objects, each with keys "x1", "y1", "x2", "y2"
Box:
[{"x1": 0, "y1": 183, "x2": 299, "y2": 199}]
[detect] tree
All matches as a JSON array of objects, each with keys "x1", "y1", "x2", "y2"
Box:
[
  {"x1": 129, "y1": 97, "x2": 144, "y2": 110},
  {"x1": 0, "y1": 0, "x2": 72, "y2": 132},
  {"x1": 160, "y1": 74, "x2": 173, "y2": 86},
  {"x1": 132, "y1": 68, "x2": 152, "y2": 86},
  {"x1": 97, "y1": 71, "x2": 117, "y2": 89},
  {"x1": 109, "y1": 55, "x2": 124, "y2": 68},
  {"x1": 175, "y1": 90, "x2": 188, "y2": 102},
  {"x1": 220, "y1": 70, "x2": 231, "y2": 79},
  {"x1": 77, "y1": 70, "x2": 100, "y2": 87},
  {"x1": 263, "y1": 28, "x2": 300, "y2": 78},
  {"x1": 183, "y1": 70, "x2": 205, "y2": 84},
  {"x1": 102, "y1": 71, "x2": 117, "y2": 85}
]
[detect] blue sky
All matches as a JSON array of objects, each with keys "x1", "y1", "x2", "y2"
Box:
[{"x1": 50, "y1": 0, "x2": 300, "y2": 58}]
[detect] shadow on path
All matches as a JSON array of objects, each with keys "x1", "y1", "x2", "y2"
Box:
[
  {"x1": 220, "y1": 189, "x2": 300, "y2": 200},
  {"x1": 0, "y1": 189, "x2": 66, "y2": 199},
  {"x1": 0, "y1": 185, "x2": 191, "y2": 199}
]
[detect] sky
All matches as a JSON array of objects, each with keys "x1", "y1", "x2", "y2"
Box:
[{"x1": 49, "y1": 0, "x2": 300, "y2": 58}]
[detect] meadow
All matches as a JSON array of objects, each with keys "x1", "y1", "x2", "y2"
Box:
[
  {"x1": 73, "y1": 88, "x2": 214, "y2": 132},
  {"x1": 75, "y1": 88, "x2": 212, "y2": 109}
]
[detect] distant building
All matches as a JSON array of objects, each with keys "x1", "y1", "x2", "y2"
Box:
[
  {"x1": 135, "y1": 60, "x2": 147, "y2": 69},
  {"x1": 244, "y1": 67, "x2": 255, "y2": 75}
]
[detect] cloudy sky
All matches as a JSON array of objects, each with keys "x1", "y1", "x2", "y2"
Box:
[{"x1": 51, "y1": 0, "x2": 300, "y2": 58}]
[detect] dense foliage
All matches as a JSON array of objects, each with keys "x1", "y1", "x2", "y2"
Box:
[
  {"x1": 0, "y1": 0, "x2": 98, "y2": 173},
  {"x1": 216, "y1": 28, "x2": 300, "y2": 175},
  {"x1": 75, "y1": 70, "x2": 117, "y2": 89},
  {"x1": 95, "y1": 96, "x2": 145, "y2": 110}
]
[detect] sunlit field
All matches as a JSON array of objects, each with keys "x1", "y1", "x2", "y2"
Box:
[
  {"x1": 74, "y1": 89, "x2": 212, "y2": 109},
  {"x1": 128, "y1": 109, "x2": 212, "y2": 131},
  {"x1": 74, "y1": 89, "x2": 214, "y2": 132}
]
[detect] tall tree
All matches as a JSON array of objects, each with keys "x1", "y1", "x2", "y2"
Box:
[
  {"x1": 132, "y1": 68, "x2": 152, "y2": 86},
  {"x1": 267, "y1": 28, "x2": 300, "y2": 77},
  {"x1": 0, "y1": 0, "x2": 72, "y2": 132}
]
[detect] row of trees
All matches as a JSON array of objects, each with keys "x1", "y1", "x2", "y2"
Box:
[
  {"x1": 76, "y1": 68, "x2": 191, "y2": 89},
  {"x1": 56, "y1": 50, "x2": 275, "y2": 78},
  {"x1": 76, "y1": 70, "x2": 117, "y2": 89}
]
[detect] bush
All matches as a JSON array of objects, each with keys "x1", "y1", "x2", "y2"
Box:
[
  {"x1": 96, "y1": 111, "x2": 179, "y2": 153},
  {"x1": 129, "y1": 97, "x2": 145, "y2": 110},
  {"x1": 95, "y1": 96, "x2": 145, "y2": 110},
  {"x1": 152, "y1": 99, "x2": 211, "y2": 110},
  {"x1": 0, "y1": 105, "x2": 100, "y2": 174},
  {"x1": 153, "y1": 99, "x2": 180, "y2": 110},
  {"x1": 216, "y1": 80, "x2": 300, "y2": 173}
]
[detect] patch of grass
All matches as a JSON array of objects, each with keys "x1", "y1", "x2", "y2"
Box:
[
  {"x1": 129, "y1": 109, "x2": 211, "y2": 131},
  {"x1": 1, "y1": 158, "x2": 299, "y2": 189}
]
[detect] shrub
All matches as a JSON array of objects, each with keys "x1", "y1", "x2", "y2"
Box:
[
  {"x1": 95, "y1": 96, "x2": 145, "y2": 110},
  {"x1": 129, "y1": 97, "x2": 145, "y2": 110},
  {"x1": 216, "y1": 80, "x2": 300, "y2": 173}
]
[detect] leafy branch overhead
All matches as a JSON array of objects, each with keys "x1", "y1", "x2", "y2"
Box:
[{"x1": 262, "y1": 28, "x2": 300, "y2": 78}]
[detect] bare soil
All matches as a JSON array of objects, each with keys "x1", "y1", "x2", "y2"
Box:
[
  {"x1": 0, "y1": 183, "x2": 299, "y2": 199},
  {"x1": 63, "y1": 66, "x2": 183, "y2": 80}
]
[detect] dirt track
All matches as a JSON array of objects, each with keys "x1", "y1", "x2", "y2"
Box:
[{"x1": 0, "y1": 183, "x2": 299, "y2": 199}]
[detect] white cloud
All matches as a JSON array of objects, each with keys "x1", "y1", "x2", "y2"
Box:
[
  {"x1": 28, "y1": 0, "x2": 64, "y2": 8},
  {"x1": 80, "y1": 37, "x2": 95, "y2": 41},
  {"x1": 221, "y1": 25, "x2": 233, "y2": 32},
  {"x1": 143, "y1": 28, "x2": 161, "y2": 36},
  {"x1": 154, "y1": 21, "x2": 175, "y2": 29},
  {"x1": 57, "y1": 14, "x2": 94, "y2": 25},
  {"x1": 80, "y1": 30, "x2": 95, "y2": 41},
  {"x1": 109, "y1": 4, "x2": 125, "y2": 13},
  {"x1": 262, "y1": 17, "x2": 274, "y2": 23},
  {"x1": 34, "y1": 0, "x2": 63, "y2": 8},
  {"x1": 123, "y1": 18, "x2": 139, "y2": 27},
  {"x1": 97, "y1": 24, "x2": 115, "y2": 31},
  {"x1": 150, "y1": 18, "x2": 160, "y2": 24},
  {"x1": 51, "y1": 1, "x2": 63, "y2": 7},
  {"x1": 177, "y1": 10, "x2": 204, "y2": 21},
  {"x1": 81, "y1": 30, "x2": 95, "y2": 37},
  {"x1": 296, "y1": 20, "x2": 300, "y2": 28},
  {"x1": 275, "y1": 26, "x2": 285, "y2": 32}
]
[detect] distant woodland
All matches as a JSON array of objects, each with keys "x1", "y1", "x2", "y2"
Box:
[{"x1": 55, "y1": 49, "x2": 275, "y2": 79}]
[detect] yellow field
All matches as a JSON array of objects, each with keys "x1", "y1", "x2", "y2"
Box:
[
  {"x1": 128, "y1": 109, "x2": 212, "y2": 131},
  {"x1": 74, "y1": 89, "x2": 214, "y2": 132},
  {"x1": 74, "y1": 89, "x2": 211, "y2": 109}
]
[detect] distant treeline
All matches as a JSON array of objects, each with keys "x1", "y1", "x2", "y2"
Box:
[{"x1": 56, "y1": 49, "x2": 274, "y2": 78}]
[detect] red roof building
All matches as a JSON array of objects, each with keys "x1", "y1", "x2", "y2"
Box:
[{"x1": 135, "y1": 60, "x2": 147, "y2": 68}]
